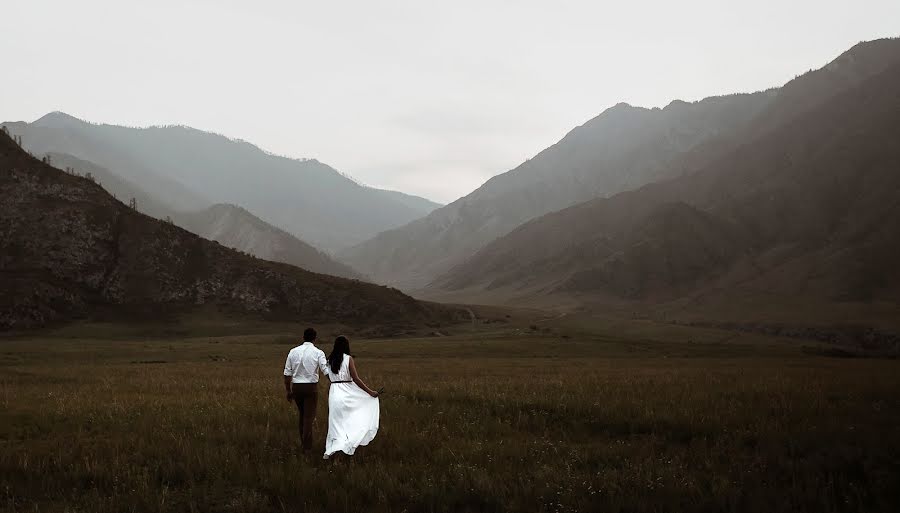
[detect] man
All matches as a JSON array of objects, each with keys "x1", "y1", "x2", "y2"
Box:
[{"x1": 283, "y1": 327, "x2": 328, "y2": 452}]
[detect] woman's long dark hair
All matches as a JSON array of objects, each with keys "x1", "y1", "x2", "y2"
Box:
[{"x1": 328, "y1": 336, "x2": 351, "y2": 374}]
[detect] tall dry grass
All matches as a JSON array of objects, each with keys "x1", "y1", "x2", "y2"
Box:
[{"x1": 2, "y1": 330, "x2": 899, "y2": 512}]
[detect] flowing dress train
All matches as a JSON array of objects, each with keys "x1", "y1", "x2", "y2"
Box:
[{"x1": 323, "y1": 354, "x2": 379, "y2": 458}]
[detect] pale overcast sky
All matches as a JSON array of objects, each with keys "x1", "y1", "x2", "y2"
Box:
[{"x1": 2, "y1": 1, "x2": 898, "y2": 203}]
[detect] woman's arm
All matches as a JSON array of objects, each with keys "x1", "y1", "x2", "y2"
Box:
[{"x1": 349, "y1": 357, "x2": 379, "y2": 397}]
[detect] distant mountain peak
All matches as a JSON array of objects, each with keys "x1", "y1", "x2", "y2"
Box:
[
  {"x1": 601, "y1": 102, "x2": 644, "y2": 115},
  {"x1": 593, "y1": 101, "x2": 649, "y2": 120},
  {"x1": 664, "y1": 99, "x2": 690, "y2": 109},
  {"x1": 34, "y1": 111, "x2": 85, "y2": 126}
]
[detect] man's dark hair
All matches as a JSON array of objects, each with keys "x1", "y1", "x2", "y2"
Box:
[{"x1": 303, "y1": 327, "x2": 317, "y2": 342}]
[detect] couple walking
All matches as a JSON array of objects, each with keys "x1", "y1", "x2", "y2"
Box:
[{"x1": 282, "y1": 328, "x2": 381, "y2": 459}]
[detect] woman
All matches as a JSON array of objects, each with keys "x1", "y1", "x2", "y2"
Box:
[{"x1": 323, "y1": 336, "x2": 380, "y2": 459}]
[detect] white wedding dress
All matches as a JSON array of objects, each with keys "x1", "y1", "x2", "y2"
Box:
[{"x1": 323, "y1": 354, "x2": 379, "y2": 459}]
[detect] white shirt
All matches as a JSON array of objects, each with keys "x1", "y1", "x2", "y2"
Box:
[{"x1": 283, "y1": 342, "x2": 328, "y2": 383}]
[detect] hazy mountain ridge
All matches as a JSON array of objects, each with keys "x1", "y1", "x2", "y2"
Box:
[
  {"x1": 32, "y1": 153, "x2": 361, "y2": 279},
  {"x1": 340, "y1": 82, "x2": 773, "y2": 290},
  {"x1": 432, "y1": 40, "x2": 900, "y2": 304},
  {"x1": 0, "y1": 130, "x2": 456, "y2": 329},
  {"x1": 1, "y1": 118, "x2": 208, "y2": 210},
  {"x1": 344, "y1": 38, "x2": 900, "y2": 293},
  {"x1": 178, "y1": 203, "x2": 361, "y2": 279},
  {"x1": 1, "y1": 115, "x2": 441, "y2": 252}
]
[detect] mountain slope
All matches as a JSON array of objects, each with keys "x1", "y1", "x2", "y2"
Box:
[
  {"x1": 341, "y1": 38, "x2": 900, "y2": 291},
  {"x1": 178, "y1": 204, "x2": 361, "y2": 279},
  {"x1": 36, "y1": 153, "x2": 360, "y2": 279},
  {"x1": 1, "y1": 116, "x2": 441, "y2": 251},
  {"x1": 340, "y1": 94, "x2": 771, "y2": 290},
  {"x1": 433, "y1": 44, "x2": 900, "y2": 304},
  {"x1": 0, "y1": 130, "x2": 454, "y2": 330},
  {"x1": 1, "y1": 119, "x2": 207, "y2": 210},
  {"x1": 43, "y1": 152, "x2": 178, "y2": 220}
]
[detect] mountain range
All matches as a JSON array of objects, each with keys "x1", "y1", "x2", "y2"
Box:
[
  {"x1": 432, "y1": 39, "x2": 900, "y2": 306},
  {"x1": 0, "y1": 129, "x2": 456, "y2": 329},
  {"x1": 3, "y1": 37, "x2": 898, "y2": 330},
  {"x1": 2, "y1": 114, "x2": 440, "y2": 252},
  {"x1": 340, "y1": 89, "x2": 771, "y2": 290},
  {"x1": 343, "y1": 38, "x2": 900, "y2": 305},
  {"x1": 36, "y1": 152, "x2": 360, "y2": 279}
]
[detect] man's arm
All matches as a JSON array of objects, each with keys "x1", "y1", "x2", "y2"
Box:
[
  {"x1": 283, "y1": 352, "x2": 294, "y2": 401},
  {"x1": 317, "y1": 350, "x2": 329, "y2": 376},
  {"x1": 283, "y1": 375, "x2": 293, "y2": 401}
]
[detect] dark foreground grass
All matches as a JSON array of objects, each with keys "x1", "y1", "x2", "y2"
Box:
[{"x1": 1, "y1": 323, "x2": 899, "y2": 512}]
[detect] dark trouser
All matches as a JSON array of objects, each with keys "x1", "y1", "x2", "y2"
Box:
[{"x1": 292, "y1": 382, "x2": 319, "y2": 451}]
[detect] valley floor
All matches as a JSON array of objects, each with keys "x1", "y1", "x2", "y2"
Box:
[{"x1": 2, "y1": 314, "x2": 899, "y2": 512}]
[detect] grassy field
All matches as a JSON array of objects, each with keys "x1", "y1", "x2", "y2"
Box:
[{"x1": 2, "y1": 314, "x2": 899, "y2": 513}]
